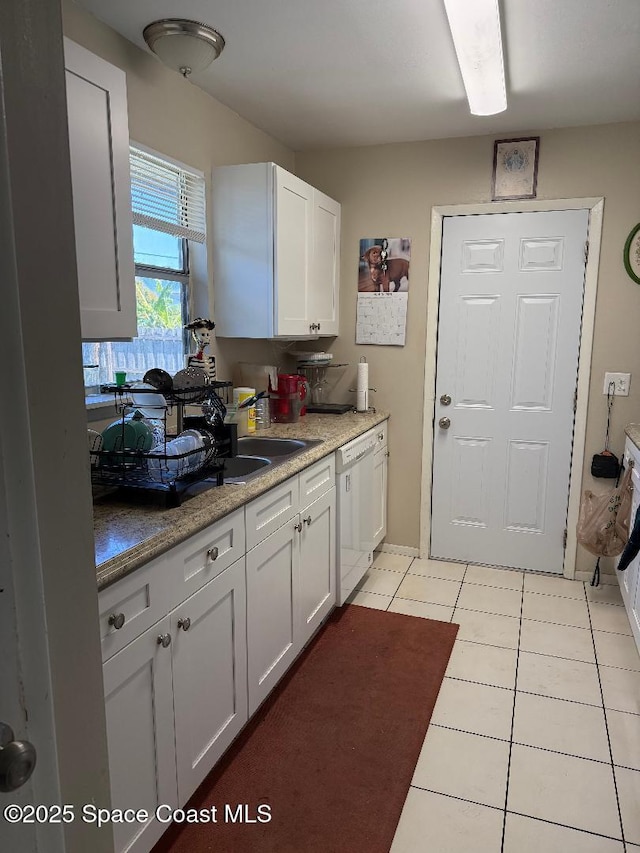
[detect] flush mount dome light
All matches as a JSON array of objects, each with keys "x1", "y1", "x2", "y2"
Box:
[{"x1": 143, "y1": 19, "x2": 225, "y2": 78}]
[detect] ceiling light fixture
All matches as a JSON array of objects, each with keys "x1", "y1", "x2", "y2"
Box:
[
  {"x1": 443, "y1": 0, "x2": 507, "y2": 116},
  {"x1": 143, "y1": 19, "x2": 225, "y2": 78}
]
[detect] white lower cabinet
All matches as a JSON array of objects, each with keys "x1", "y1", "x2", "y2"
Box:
[
  {"x1": 246, "y1": 520, "x2": 300, "y2": 715},
  {"x1": 299, "y1": 487, "x2": 336, "y2": 645},
  {"x1": 171, "y1": 558, "x2": 247, "y2": 803},
  {"x1": 103, "y1": 616, "x2": 178, "y2": 853},
  {"x1": 619, "y1": 440, "x2": 640, "y2": 652},
  {"x1": 101, "y1": 453, "x2": 339, "y2": 853},
  {"x1": 372, "y1": 424, "x2": 389, "y2": 548}
]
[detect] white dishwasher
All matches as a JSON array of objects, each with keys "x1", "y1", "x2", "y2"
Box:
[{"x1": 336, "y1": 427, "x2": 377, "y2": 604}]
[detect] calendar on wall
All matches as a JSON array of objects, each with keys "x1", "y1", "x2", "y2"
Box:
[{"x1": 356, "y1": 236, "x2": 411, "y2": 346}]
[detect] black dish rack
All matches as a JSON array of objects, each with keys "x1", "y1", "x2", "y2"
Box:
[{"x1": 91, "y1": 381, "x2": 237, "y2": 507}]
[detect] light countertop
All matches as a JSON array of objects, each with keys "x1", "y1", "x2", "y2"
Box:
[
  {"x1": 625, "y1": 424, "x2": 640, "y2": 450},
  {"x1": 94, "y1": 410, "x2": 389, "y2": 590}
]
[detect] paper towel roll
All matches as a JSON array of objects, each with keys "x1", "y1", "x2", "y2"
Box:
[{"x1": 357, "y1": 361, "x2": 368, "y2": 412}]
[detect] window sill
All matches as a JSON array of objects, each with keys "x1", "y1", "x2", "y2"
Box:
[{"x1": 85, "y1": 393, "x2": 130, "y2": 412}]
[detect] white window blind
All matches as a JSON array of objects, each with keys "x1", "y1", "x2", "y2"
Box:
[{"x1": 130, "y1": 146, "x2": 206, "y2": 243}]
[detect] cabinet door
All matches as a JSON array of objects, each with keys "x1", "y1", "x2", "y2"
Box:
[
  {"x1": 274, "y1": 167, "x2": 313, "y2": 336},
  {"x1": 171, "y1": 558, "x2": 248, "y2": 803},
  {"x1": 103, "y1": 616, "x2": 177, "y2": 853},
  {"x1": 246, "y1": 520, "x2": 300, "y2": 715},
  {"x1": 372, "y1": 447, "x2": 388, "y2": 549},
  {"x1": 310, "y1": 190, "x2": 341, "y2": 336},
  {"x1": 64, "y1": 38, "x2": 136, "y2": 340},
  {"x1": 299, "y1": 488, "x2": 336, "y2": 646}
]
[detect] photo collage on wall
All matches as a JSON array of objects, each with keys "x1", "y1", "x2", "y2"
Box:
[{"x1": 356, "y1": 237, "x2": 411, "y2": 346}]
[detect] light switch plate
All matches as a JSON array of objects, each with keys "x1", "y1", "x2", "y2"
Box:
[{"x1": 603, "y1": 372, "x2": 631, "y2": 396}]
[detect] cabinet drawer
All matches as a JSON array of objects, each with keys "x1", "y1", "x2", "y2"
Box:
[
  {"x1": 374, "y1": 420, "x2": 388, "y2": 450},
  {"x1": 246, "y1": 476, "x2": 299, "y2": 550},
  {"x1": 98, "y1": 554, "x2": 170, "y2": 662},
  {"x1": 167, "y1": 508, "x2": 245, "y2": 605},
  {"x1": 299, "y1": 454, "x2": 335, "y2": 507}
]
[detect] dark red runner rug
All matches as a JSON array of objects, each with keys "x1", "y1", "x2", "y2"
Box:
[{"x1": 153, "y1": 605, "x2": 458, "y2": 853}]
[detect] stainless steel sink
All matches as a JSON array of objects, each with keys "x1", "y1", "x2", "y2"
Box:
[
  {"x1": 236, "y1": 437, "x2": 311, "y2": 457},
  {"x1": 222, "y1": 437, "x2": 323, "y2": 484}
]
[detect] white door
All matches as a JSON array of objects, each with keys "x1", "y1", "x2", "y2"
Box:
[
  {"x1": 310, "y1": 190, "x2": 340, "y2": 335},
  {"x1": 172, "y1": 558, "x2": 248, "y2": 803},
  {"x1": 298, "y1": 488, "x2": 336, "y2": 645},
  {"x1": 431, "y1": 209, "x2": 589, "y2": 573},
  {"x1": 274, "y1": 166, "x2": 312, "y2": 336}
]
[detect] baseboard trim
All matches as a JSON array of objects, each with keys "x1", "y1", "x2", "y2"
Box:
[
  {"x1": 574, "y1": 570, "x2": 618, "y2": 586},
  {"x1": 377, "y1": 543, "x2": 420, "y2": 558}
]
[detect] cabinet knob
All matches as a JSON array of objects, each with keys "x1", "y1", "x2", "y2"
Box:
[
  {"x1": 386, "y1": 450, "x2": 390, "y2": 458},
  {"x1": 317, "y1": 323, "x2": 321, "y2": 331},
  {"x1": 207, "y1": 546, "x2": 219, "y2": 562},
  {"x1": 439, "y1": 417, "x2": 451, "y2": 430},
  {"x1": 177, "y1": 617, "x2": 191, "y2": 632},
  {"x1": 294, "y1": 522, "x2": 303, "y2": 533},
  {"x1": 108, "y1": 612, "x2": 126, "y2": 630},
  {"x1": 440, "y1": 394, "x2": 452, "y2": 406},
  {"x1": 303, "y1": 515, "x2": 312, "y2": 526},
  {"x1": 157, "y1": 633, "x2": 172, "y2": 648},
  {"x1": 378, "y1": 432, "x2": 384, "y2": 441},
  {"x1": 0, "y1": 723, "x2": 37, "y2": 793}
]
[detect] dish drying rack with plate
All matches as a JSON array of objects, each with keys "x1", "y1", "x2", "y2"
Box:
[{"x1": 90, "y1": 380, "x2": 236, "y2": 507}]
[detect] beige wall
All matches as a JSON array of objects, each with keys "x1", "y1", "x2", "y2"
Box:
[
  {"x1": 62, "y1": 0, "x2": 294, "y2": 380},
  {"x1": 296, "y1": 122, "x2": 640, "y2": 573}
]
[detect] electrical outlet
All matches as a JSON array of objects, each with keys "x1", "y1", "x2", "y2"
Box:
[{"x1": 603, "y1": 372, "x2": 631, "y2": 396}]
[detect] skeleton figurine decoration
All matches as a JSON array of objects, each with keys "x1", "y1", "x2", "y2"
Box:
[{"x1": 185, "y1": 317, "x2": 216, "y2": 380}]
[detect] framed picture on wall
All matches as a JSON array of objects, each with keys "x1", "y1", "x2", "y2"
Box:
[{"x1": 491, "y1": 137, "x2": 540, "y2": 201}]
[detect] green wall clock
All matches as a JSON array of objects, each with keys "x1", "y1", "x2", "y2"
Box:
[{"x1": 624, "y1": 222, "x2": 640, "y2": 285}]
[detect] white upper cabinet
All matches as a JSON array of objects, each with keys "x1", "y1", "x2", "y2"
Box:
[
  {"x1": 212, "y1": 162, "x2": 340, "y2": 338},
  {"x1": 64, "y1": 38, "x2": 136, "y2": 340}
]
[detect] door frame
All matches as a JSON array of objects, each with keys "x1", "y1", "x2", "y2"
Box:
[{"x1": 419, "y1": 198, "x2": 604, "y2": 579}]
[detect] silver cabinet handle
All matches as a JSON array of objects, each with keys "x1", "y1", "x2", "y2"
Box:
[
  {"x1": 439, "y1": 417, "x2": 451, "y2": 430},
  {"x1": 207, "y1": 546, "x2": 219, "y2": 561},
  {"x1": 157, "y1": 633, "x2": 172, "y2": 648},
  {"x1": 294, "y1": 522, "x2": 303, "y2": 533},
  {"x1": 108, "y1": 613, "x2": 125, "y2": 630},
  {"x1": 0, "y1": 723, "x2": 36, "y2": 793},
  {"x1": 440, "y1": 394, "x2": 452, "y2": 406},
  {"x1": 177, "y1": 617, "x2": 191, "y2": 632},
  {"x1": 378, "y1": 432, "x2": 384, "y2": 441},
  {"x1": 317, "y1": 323, "x2": 321, "y2": 331},
  {"x1": 303, "y1": 515, "x2": 312, "y2": 526},
  {"x1": 386, "y1": 450, "x2": 390, "y2": 457}
]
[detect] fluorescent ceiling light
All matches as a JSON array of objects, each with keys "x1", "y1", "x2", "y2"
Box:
[{"x1": 443, "y1": 0, "x2": 507, "y2": 116}]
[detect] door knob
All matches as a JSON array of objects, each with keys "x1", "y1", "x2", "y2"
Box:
[
  {"x1": 157, "y1": 633, "x2": 172, "y2": 648},
  {"x1": 0, "y1": 723, "x2": 36, "y2": 792},
  {"x1": 177, "y1": 617, "x2": 191, "y2": 632},
  {"x1": 440, "y1": 394, "x2": 452, "y2": 406},
  {"x1": 439, "y1": 417, "x2": 451, "y2": 430}
]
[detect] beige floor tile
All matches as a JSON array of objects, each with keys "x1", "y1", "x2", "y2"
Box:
[
  {"x1": 593, "y1": 630, "x2": 640, "y2": 671},
  {"x1": 516, "y1": 651, "x2": 602, "y2": 706},
  {"x1": 445, "y1": 639, "x2": 517, "y2": 689},
  {"x1": 512, "y1": 692, "x2": 610, "y2": 762},
  {"x1": 346, "y1": 589, "x2": 391, "y2": 610},
  {"x1": 395, "y1": 574, "x2": 461, "y2": 607},
  {"x1": 589, "y1": 601, "x2": 633, "y2": 635},
  {"x1": 412, "y1": 726, "x2": 510, "y2": 808},
  {"x1": 615, "y1": 766, "x2": 640, "y2": 845},
  {"x1": 585, "y1": 583, "x2": 624, "y2": 606},
  {"x1": 503, "y1": 813, "x2": 624, "y2": 852},
  {"x1": 390, "y1": 788, "x2": 504, "y2": 853},
  {"x1": 524, "y1": 573, "x2": 586, "y2": 599},
  {"x1": 465, "y1": 564, "x2": 523, "y2": 590},
  {"x1": 431, "y1": 677, "x2": 514, "y2": 740},
  {"x1": 372, "y1": 551, "x2": 413, "y2": 573},
  {"x1": 387, "y1": 598, "x2": 454, "y2": 621},
  {"x1": 600, "y1": 665, "x2": 640, "y2": 715},
  {"x1": 453, "y1": 608, "x2": 521, "y2": 649},
  {"x1": 507, "y1": 744, "x2": 621, "y2": 838},
  {"x1": 520, "y1": 619, "x2": 595, "y2": 663},
  {"x1": 607, "y1": 709, "x2": 640, "y2": 770},
  {"x1": 522, "y1": 591, "x2": 590, "y2": 628},
  {"x1": 456, "y1": 582, "x2": 522, "y2": 617},
  {"x1": 356, "y1": 567, "x2": 403, "y2": 596},
  {"x1": 408, "y1": 557, "x2": 466, "y2": 581}
]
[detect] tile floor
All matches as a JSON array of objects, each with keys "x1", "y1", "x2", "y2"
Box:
[{"x1": 348, "y1": 553, "x2": 640, "y2": 852}]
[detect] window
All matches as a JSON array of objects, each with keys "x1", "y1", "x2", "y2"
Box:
[{"x1": 83, "y1": 146, "x2": 206, "y2": 389}]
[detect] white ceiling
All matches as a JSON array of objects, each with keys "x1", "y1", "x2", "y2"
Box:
[{"x1": 78, "y1": 0, "x2": 640, "y2": 151}]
